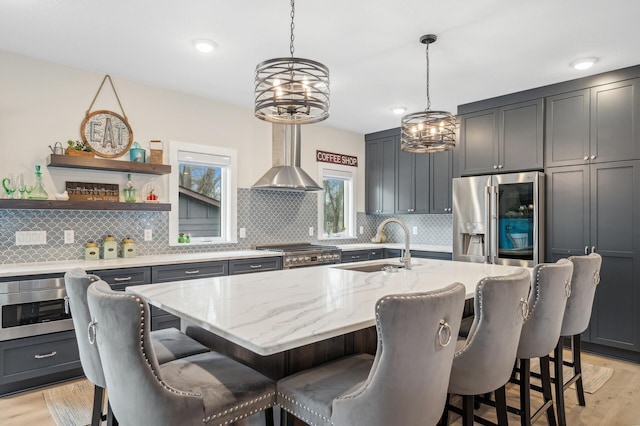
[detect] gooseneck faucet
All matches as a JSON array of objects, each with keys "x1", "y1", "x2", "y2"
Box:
[{"x1": 375, "y1": 218, "x2": 411, "y2": 269}]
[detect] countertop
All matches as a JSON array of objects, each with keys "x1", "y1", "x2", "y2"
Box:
[
  {"x1": 0, "y1": 250, "x2": 282, "y2": 278},
  {"x1": 127, "y1": 258, "x2": 525, "y2": 356},
  {"x1": 336, "y1": 243, "x2": 452, "y2": 252}
]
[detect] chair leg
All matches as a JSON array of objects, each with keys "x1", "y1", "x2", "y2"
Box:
[
  {"x1": 265, "y1": 406, "x2": 274, "y2": 426},
  {"x1": 494, "y1": 385, "x2": 508, "y2": 426},
  {"x1": 540, "y1": 355, "x2": 557, "y2": 426},
  {"x1": 572, "y1": 334, "x2": 586, "y2": 406},
  {"x1": 462, "y1": 395, "x2": 474, "y2": 426},
  {"x1": 91, "y1": 385, "x2": 105, "y2": 426},
  {"x1": 438, "y1": 393, "x2": 450, "y2": 426},
  {"x1": 518, "y1": 359, "x2": 531, "y2": 426},
  {"x1": 554, "y1": 340, "x2": 567, "y2": 426}
]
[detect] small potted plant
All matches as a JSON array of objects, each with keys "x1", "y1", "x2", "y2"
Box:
[{"x1": 65, "y1": 140, "x2": 94, "y2": 157}]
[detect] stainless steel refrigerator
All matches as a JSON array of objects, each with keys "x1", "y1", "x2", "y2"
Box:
[{"x1": 452, "y1": 171, "x2": 544, "y2": 267}]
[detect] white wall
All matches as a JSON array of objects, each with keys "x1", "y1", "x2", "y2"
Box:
[{"x1": 0, "y1": 51, "x2": 366, "y2": 211}]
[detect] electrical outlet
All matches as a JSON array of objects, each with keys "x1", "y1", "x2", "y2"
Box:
[
  {"x1": 239, "y1": 228, "x2": 246, "y2": 238},
  {"x1": 15, "y1": 231, "x2": 47, "y2": 245},
  {"x1": 359, "y1": 226, "x2": 364, "y2": 235},
  {"x1": 64, "y1": 230, "x2": 74, "y2": 244},
  {"x1": 144, "y1": 229, "x2": 153, "y2": 241},
  {"x1": 412, "y1": 226, "x2": 418, "y2": 235},
  {"x1": 309, "y1": 227, "x2": 314, "y2": 236}
]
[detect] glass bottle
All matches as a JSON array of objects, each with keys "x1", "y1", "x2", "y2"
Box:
[
  {"x1": 123, "y1": 173, "x2": 136, "y2": 203},
  {"x1": 28, "y1": 165, "x2": 49, "y2": 200}
]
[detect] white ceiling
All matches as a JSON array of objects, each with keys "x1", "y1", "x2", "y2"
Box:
[{"x1": 2, "y1": 0, "x2": 640, "y2": 135}]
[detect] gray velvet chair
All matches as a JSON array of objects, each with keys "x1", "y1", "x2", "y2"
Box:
[
  {"x1": 554, "y1": 253, "x2": 602, "y2": 426},
  {"x1": 64, "y1": 268, "x2": 210, "y2": 426},
  {"x1": 510, "y1": 259, "x2": 574, "y2": 426},
  {"x1": 276, "y1": 283, "x2": 466, "y2": 426},
  {"x1": 442, "y1": 269, "x2": 531, "y2": 426},
  {"x1": 86, "y1": 279, "x2": 276, "y2": 426}
]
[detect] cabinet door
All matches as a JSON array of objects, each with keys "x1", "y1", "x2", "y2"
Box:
[
  {"x1": 365, "y1": 137, "x2": 396, "y2": 214},
  {"x1": 591, "y1": 79, "x2": 640, "y2": 163},
  {"x1": 589, "y1": 161, "x2": 640, "y2": 351},
  {"x1": 460, "y1": 109, "x2": 498, "y2": 175},
  {"x1": 545, "y1": 165, "x2": 590, "y2": 261},
  {"x1": 228, "y1": 257, "x2": 282, "y2": 275},
  {"x1": 413, "y1": 152, "x2": 430, "y2": 213},
  {"x1": 430, "y1": 150, "x2": 453, "y2": 213},
  {"x1": 545, "y1": 90, "x2": 590, "y2": 167},
  {"x1": 395, "y1": 147, "x2": 415, "y2": 213},
  {"x1": 499, "y1": 98, "x2": 544, "y2": 172},
  {"x1": 89, "y1": 267, "x2": 151, "y2": 289},
  {"x1": 151, "y1": 261, "x2": 228, "y2": 283},
  {"x1": 341, "y1": 250, "x2": 370, "y2": 263}
]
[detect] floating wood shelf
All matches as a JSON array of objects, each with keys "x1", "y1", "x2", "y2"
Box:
[
  {"x1": 0, "y1": 199, "x2": 171, "y2": 211},
  {"x1": 47, "y1": 154, "x2": 171, "y2": 175}
]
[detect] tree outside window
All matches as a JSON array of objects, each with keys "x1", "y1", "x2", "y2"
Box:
[{"x1": 323, "y1": 177, "x2": 345, "y2": 236}]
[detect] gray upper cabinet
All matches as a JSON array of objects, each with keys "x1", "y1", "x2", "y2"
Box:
[
  {"x1": 365, "y1": 135, "x2": 396, "y2": 214},
  {"x1": 545, "y1": 89, "x2": 590, "y2": 167},
  {"x1": 460, "y1": 98, "x2": 543, "y2": 175},
  {"x1": 396, "y1": 147, "x2": 430, "y2": 214},
  {"x1": 430, "y1": 150, "x2": 453, "y2": 213},
  {"x1": 546, "y1": 161, "x2": 640, "y2": 352},
  {"x1": 590, "y1": 79, "x2": 640, "y2": 163}
]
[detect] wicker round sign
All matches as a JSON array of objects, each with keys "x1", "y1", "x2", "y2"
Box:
[{"x1": 80, "y1": 110, "x2": 133, "y2": 158}]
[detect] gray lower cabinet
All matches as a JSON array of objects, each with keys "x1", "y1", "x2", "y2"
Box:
[
  {"x1": 369, "y1": 249, "x2": 384, "y2": 260},
  {"x1": 460, "y1": 98, "x2": 544, "y2": 175},
  {"x1": 341, "y1": 250, "x2": 371, "y2": 263},
  {"x1": 546, "y1": 161, "x2": 640, "y2": 353},
  {"x1": 410, "y1": 250, "x2": 453, "y2": 261},
  {"x1": 151, "y1": 261, "x2": 228, "y2": 283},
  {"x1": 228, "y1": 257, "x2": 282, "y2": 275},
  {"x1": 0, "y1": 331, "x2": 82, "y2": 394}
]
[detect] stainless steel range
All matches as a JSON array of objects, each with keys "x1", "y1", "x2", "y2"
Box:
[{"x1": 255, "y1": 243, "x2": 341, "y2": 269}]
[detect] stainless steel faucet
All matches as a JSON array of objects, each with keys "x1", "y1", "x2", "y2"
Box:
[{"x1": 375, "y1": 218, "x2": 411, "y2": 269}]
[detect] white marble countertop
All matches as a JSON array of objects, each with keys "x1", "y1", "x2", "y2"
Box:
[
  {"x1": 336, "y1": 243, "x2": 452, "y2": 252},
  {"x1": 127, "y1": 258, "x2": 525, "y2": 356},
  {"x1": 0, "y1": 250, "x2": 282, "y2": 278}
]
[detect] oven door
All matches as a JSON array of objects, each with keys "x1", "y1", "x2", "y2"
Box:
[{"x1": 0, "y1": 286, "x2": 73, "y2": 341}]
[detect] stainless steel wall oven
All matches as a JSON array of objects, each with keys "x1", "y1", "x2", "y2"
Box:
[{"x1": 0, "y1": 275, "x2": 72, "y2": 341}]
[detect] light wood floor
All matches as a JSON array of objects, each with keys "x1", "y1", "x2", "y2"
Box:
[{"x1": 1, "y1": 351, "x2": 639, "y2": 425}]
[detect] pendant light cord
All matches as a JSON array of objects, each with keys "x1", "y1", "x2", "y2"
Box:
[
  {"x1": 425, "y1": 42, "x2": 431, "y2": 112},
  {"x1": 290, "y1": 0, "x2": 295, "y2": 57}
]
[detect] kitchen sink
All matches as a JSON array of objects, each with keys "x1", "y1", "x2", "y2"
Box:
[{"x1": 332, "y1": 263, "x2": 406, "y2": 273}]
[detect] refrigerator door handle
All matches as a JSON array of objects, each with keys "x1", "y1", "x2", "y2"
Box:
[{"x1": 486, "y1": 185, "x2": 492, "y2": 264}]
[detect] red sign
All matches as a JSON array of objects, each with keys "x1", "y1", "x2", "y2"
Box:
[{"x1": 316, "y1": 150, "x2": 358, "y2": 167}]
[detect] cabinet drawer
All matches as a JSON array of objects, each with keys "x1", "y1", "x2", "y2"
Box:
[
  {"x1": 0, "y1": 331, "x2": 80, "y2": 385},
  {"x1": 151, "y1": 261, "x2": 228, "y2": 283},
  {"x1": 384, "y1": 249, "x2": 402, "y2": 259},
  {"x1": 151, "y1": 314, "x2": 181, "y2": 331},
  {"x1": 410, "y1": 250, "x2": 452, "y2": 261},
  {"x1": 369, "y1": 249, "x2": 384, "y2": 260},
  {"x1": 341, "y1": 250, "x2": 370, "y2": 263},
  {"x1": 90, "y1": 267, "x2": 151, "y2": 288},
  {"x1": 228, "y1": 257, "x2": 282, "y2": 275}
]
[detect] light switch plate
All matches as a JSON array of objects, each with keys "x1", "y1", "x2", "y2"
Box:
[
  {"x1": 309, "y1": 227, "x2": 314, "y2": 236},
  {"x1": 144, "y1": 229, "x2": 153, "y2": 241},
  {"x1": 64, "y1": 230, "x2": 74, "y2": 244},
  {"x1": 359, "y1": 226, "x2": 364, "y2": 234},
  {"x1": 412, "y1": 226, "x2": 418, "y2": 235},
  {"x1": 239, "y1": 228, "x2": 246, "y2": 238},
  {"x1": 16, "y1": 230, "x2": 47, "y2": 245}
]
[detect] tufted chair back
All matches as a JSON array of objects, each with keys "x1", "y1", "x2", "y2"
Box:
[{"x1": 561, "y1": 253, "x2": 602, "y2": 337}]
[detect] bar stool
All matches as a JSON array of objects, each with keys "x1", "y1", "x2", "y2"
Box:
[
  {"x1": 276, "y1": 283, "x2": 466, "y2": 426},
  {"x1": 554, "y1": 253, "x2": 602, "y2": 426},
  {"x1": 441, "y1": 269, "x2": 531, "y2": 426},
  {"x1": 86, "y1": 279, "x2": 276, "y2": 426},
  {"x1": 64, "y1": 268, "x2": 210, "y2": 426},
  {"x1": 510, "y1": 259, "x2": 574, "y2": 426}
]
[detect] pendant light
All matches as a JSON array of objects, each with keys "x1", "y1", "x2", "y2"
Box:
[
  {"x1": 401, "y1": 34, "x2": 456, "y2": 153},
  {"x1": 254, "y1": 0, "x2": 330, "y2": 124}
]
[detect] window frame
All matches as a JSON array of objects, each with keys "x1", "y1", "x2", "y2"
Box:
[
  {"x1": 317, "y1": 162, "x2": 356, "y2": 240},
  {"x1": 169, "y1": 141, "x2": 237, "y2": 246}
]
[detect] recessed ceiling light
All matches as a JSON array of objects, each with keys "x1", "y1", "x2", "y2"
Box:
[
  {"x1": 391, "y1": 107, "x2": 407, "y2": 115},
  {"x1": 193, "y1": 39, "x2": 217, "y2": 53},
  {"x1": 571, "y1": 57, "x2": 598, "y2": 70}
]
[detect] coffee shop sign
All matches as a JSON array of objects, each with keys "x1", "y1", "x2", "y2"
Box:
[{"x1": 316, "y1": 150, "x2": 358, "y2": 167}]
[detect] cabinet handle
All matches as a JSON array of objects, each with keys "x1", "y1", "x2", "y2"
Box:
[
  {"x1": 584, "y1": 156, "x2": 589, "y2": 161},
  {"x1": 351, "y1": 256, "x2": 360, "y2": 259},
  {"x1": 249, "y1": 265, "x2": 262, "y2": 269},
  {"x1": 113, "y1": 276, "x2": 132, "y2": 282},
  {"x1": 591, "y1": 246, "x2": 596, "y2": 253},
  {"x1": 493, "y1": 165, "x2": 498, "y2": 169},
  {"x1": 35, "y1": 351, "x2": 57, "y2": 359},
  {"x1": 584, "y1": 246, "x2": 589, "y2": 255},
  {"x1": 64, "y1": 295, "x2": 70, "y2": 315},
  {"x1": 590, "y1": 155, "x2": 596, "y2": 160},
  {"x1": 184, "y1": 270, "x2": 200, "y2": 275},
  {"x1": 498, "y1": 164, "x2": 503, "y2": 169}
]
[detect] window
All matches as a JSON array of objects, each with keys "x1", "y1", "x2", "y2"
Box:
[
  {"x1": 318, "y1": 163, "x2": 355, "y2": 239},
  {"x1": 169, "y1": 141, "x2": 237, "y2": 245}
]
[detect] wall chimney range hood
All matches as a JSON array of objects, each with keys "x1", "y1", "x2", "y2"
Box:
[{"x1": 252, "y1": 124, "x2": 322, "y2": 192}]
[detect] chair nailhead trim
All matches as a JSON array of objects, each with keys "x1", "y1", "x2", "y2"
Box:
[
  {"x1": 202, "y1": 391, "x2": 275, "y2": 423},
  {"x1": 278, "y1": 392, "x2": 331, "y2": 425}
]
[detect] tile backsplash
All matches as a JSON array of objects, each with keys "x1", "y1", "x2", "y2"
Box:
[{"x1": 0, "y1": 189, "x2": 452, "y2": 264}]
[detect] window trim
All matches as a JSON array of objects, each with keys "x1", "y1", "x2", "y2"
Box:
[
  {"x1": 169, "y1": 141, "x2": 237, "y2": 246},
  {"x1": 317, "y1": 162, "x2": 356, "y2": 240}
]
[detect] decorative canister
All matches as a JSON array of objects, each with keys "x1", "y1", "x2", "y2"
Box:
[
  {"x1": 122, "y1": 236, "x2": 136, "y2": 258},
  {"x1": 102, "y1": 235, "x2": 118, "y2": 259},
  {"x1": 85, "y1": 240, "x2": 99, "y2": 260}
]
